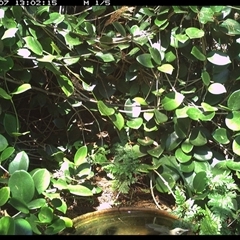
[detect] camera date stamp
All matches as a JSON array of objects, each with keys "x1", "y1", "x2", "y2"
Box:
[
  {"x1": 0, "y1": 0, "x2": 57, "y2": 5},
  {"x1": 0, "y1": 0, "x2": 111, "y2": 5}
]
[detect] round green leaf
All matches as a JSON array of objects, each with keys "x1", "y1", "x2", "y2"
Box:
[
  {"x1": 162, "y1": 92, "x2": 184, "y2": 111},
  {"x1": 25, "y1": 214, "x2": 42, "y2": 235},
  {"x1": 208, "y1": 83, "x2": 226, "y2": 95},
  {"x1": 157, "y1": 64, "x2": 174, "y2": 74},
  {"x1": 137, "y1": 137, "x2": 154, "y2": 146},
  {"x1": 0, "y1": 147, "x2": 15, "y2": 162},
  {"x1": 9, "y1": 197, "x2": 29, "y2": 214},
  {"x1": 96, "y1": 52, "x2": 115, "y2": 62},
  {"x1": 0, "y1": 134, "x2": 8, "y2": 152},
  {"x1": 126, "y1": 117, "x2": 143, "y2": 129},
  {"x1": 51, "y1": 198, "x2": 67, "y2": 214},
  {"x1": 194, "y1": 161, "x2": 211, "y2": 173},
  {"x1": 74, "y1": 145, "x2": 88, "y2": 166},
  {"x1": 143, "y1": 112, "x2": 154, "y2": 121},
  {"x1": 0, "y1": 216, "x2": 15, "y2": 235},
  {"x1": 154, "y1": 109, "x2": 168, "y2": 124},
  {"x1": 199, "y1": 7, "x2": 214, "y2": 24},
  {"x1": 149, "y1": 47, "x2": 161, "y2": 65},
  {"x1": 112, "y1": 22, "x2": 126, "y2": 37},
  {"x1": 201, "y1": 70, "x2": 210, "y2": 86},
  {"x1": 227, "y1": 89, "x2": 240, "y2": 110},
  {"x1": 193, "y1": 171, "x2": 207, "y2": 193},
  {"x1": 43, "y1": 12, "x2": 64, "y2": 25},
  {"x1": 3, "y1": 113, "x2": 18, "y2": 136},
  {"x1": 64, "y1": 32, "x2": 82, "y2": 47},
  {"x1": 155, "y1": 173, "x2": 175, "y2": 193},
  {"x1": 27, "y1": 198, "x2": 46, "y2": 210},
  {"x1": 56, "y1": 74, "x2": 74, "y2": 97},
  {"x1": 0, "y1": 87, "x2": 12, "y2": 100},
  {"x1": 44, "y1": 218, "x2": 66, "y2": 235},
  {"x1": 175, "y1": 148, "x2": 192, "y2": 163},
  {"x1": 179, "y1": 160, "x2": 195, "y2": 173},
  {"x1": 147, "y1": 145, "x2": 164, "y2": 158},
  {"x1": 193, "y1": 146, "x2": 213, "y2": 161},
  {"x1": 124, "y1": 98, "x2": 141, "y2": 118},
  {"x1": 165, "y1": 131, "x2": 182, "y2": 151},
  {"x1": 0, "y1": 187, "x2": 10, "y2": 206},
  {"x1": 38, "y1": 206, "x2": 53, "y2": 224},
  {"x1": 67, "y1": 184, "x2": 93, "y2": 196},
  {"x1": 9, "y1": 170, "x2": 35, "y2": 203},
  {"x1": 186, "y1": 27, "x2": 204, "y2": 39},
  {"x1": 109, "y1": 112, "x2": 125, "y2": 131},
  {"x1": 225, "y1": 111, "x2": 240, "y2": 131},
  {"x1": 191, "y1": 46, "x2": 206, "y2": 61},
  {"x1": 207, "y1": 51, "x2": 231, "y2": 66},
  {"x1": 199, "y1": 111, "x2": 215, "y2": 121},
  {"x1": 201, "y1": 102, "x2": 218, "y2": 112},
  {"x1": 186, "y1": 107, "x2": 202, "y2": 120},
  {"x1": 133, "y1": 97, "x2": 148, "y2": 106},
  {"x1": 181, "y1": 139, "x2": 193, "y2": 153},
  {"x1": 97, "y1": 100, "x2": 115, "y2": 116},
  {"x1": 189, "y1": 128, "x2": 208, "y2": 146},
  {"x1": 232, "y1": 136, "x2": 240, "y2": 156},
  {"x1": 8, "y1": 151, "x2": 29, "y2": 174},
  {"x1": 15, "y1": 218, "x2": 32, "y2": 235},
  {"x1": 212, "y1": 128, "x2": 230, "y2": 144},
  {"x1": 136, "y1": 53, "x2": 154, "y2": 68},
  {"x1": 220, "y1": 18, "x2": 240, "y2": 35},
  {"x1": 23, "y1": 36, "x2": 43, "y2": 56},
  {"x1": 32, "y1": 169, "x2": 51, "y2": 194},
  {"x1": 0, "y1": 57, "x2": 14, "y2": 71},
  {"x1": 11, "y1": 83, "x2": 31, "y2": 95},
  {"x1": 226, "y1": 160, "x2": 240, "y2": 171}
]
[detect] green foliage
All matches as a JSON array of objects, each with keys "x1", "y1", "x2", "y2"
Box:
[
  {"x1": 1, "y1": 5, "x2": 240, "y2": 235},
  {"x1": 94, "y1": 143, "x2": 142, "y2": 194},
  {"x1": 172, "y1": 170, "x2": 240, "y2": 235}
]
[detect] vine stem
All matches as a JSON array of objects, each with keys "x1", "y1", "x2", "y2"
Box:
[{"x1": 153, "y1": 170, "x2": 176, "y2": 199}]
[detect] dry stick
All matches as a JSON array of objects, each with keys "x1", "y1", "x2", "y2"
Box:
[{"x1": 149, "y1": 176, "x2": 162, "y2": 210}]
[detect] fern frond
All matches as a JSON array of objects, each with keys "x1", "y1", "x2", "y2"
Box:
[{"x1": 199, "y1": 206, "x2": 221, "y2": 235}]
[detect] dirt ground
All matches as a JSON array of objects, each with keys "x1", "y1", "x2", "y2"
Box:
[{"x1": 65, "y1": 172, "x2": 176, "y2": 220}]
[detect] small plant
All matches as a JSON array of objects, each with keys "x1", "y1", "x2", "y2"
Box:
[
  {"x1": 51, "y1": 145, "x2": 102, "y2": 197},
  {"x1": 93, "y1": 143, "x2": 142, "y2": 194},
  {"x1": 172, "y1": 170, "x2": 240, "y2": 235}
]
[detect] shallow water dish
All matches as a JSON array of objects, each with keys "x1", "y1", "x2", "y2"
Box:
[{"x1": 63, "y1": 207, "x2": 185, "y2": 235}]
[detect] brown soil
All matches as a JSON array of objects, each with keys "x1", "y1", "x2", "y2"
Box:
[{"x1": 65, "y1": 171, "x2": 176, "y2": 220}]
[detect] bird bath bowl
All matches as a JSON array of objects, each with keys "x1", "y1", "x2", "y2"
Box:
[{"x1": 62, "y1": 207, "x2": 188, "y2": 235}]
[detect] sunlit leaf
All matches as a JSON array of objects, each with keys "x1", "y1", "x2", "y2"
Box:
[
  {"x1": 186, "y1": 27, "x2": 204, "y2": 39},
  {"x1": 225, "y1": 111, "x2": 240, "y2": 131},
  {"x1": 212, "y1": 128, "x2": 230, "y2": 144},
  {"x1": 208, "y1": 83, "x2": 226, "y2": 94},
  {"x1": 162, "y1": 92, "x2": 184, "y2": 111},
  {"x1": 97, "y1": 100, "x2": 115, "y2": 116},
  {"x1": 11, "y1": 84, "x2": 31, "y2": 95},
  {"x1": 67, "y1": 184, "x2": 93, "y2": 196},
  {"x1": 0, "y1": 187, "x2": 10, "y2": 207},
  {"x1": 227, "y1": 89, "x2": 240, "y2": 110},
  {"x1": 1, "y1": 28, "x2": 18, "y2": 39},
  {"x1": 157, "y1": 64, "x2": 174, "y2": 74},
  {"x1": 9, "y1": 170, "x2": 35, "y2": 203},
  {"x1": 23, "y1": 36, "x2": 43, "y2": 56},
  {"x1": 207, "y1": 51, "x2": 231, "y2": 66},
  {"x1": 74, "y1": 146, "x2": 88, "y2": 165},
  {"x1": 56, "y1": 75, "x2": 74, "y2": 97},
  {"x1": 232, "y1": 136, "x2": 240, "y2": 156}
]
